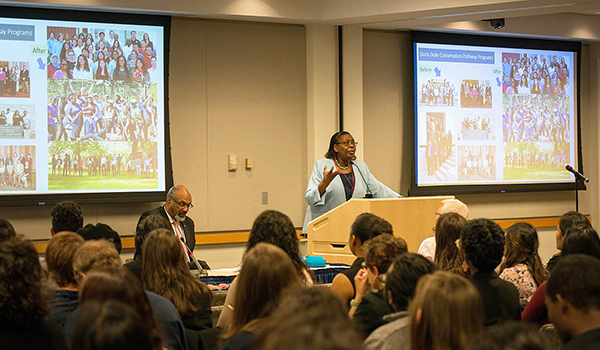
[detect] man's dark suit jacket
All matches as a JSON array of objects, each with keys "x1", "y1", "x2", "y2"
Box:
[{"x1": 137, "y1": 206, "x2": 196, "y2": 255}]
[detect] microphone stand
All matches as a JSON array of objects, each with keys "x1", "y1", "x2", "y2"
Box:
[
  {"x1": 575, "y1": 176, "x2": 579, "y2": 212},
  {"x1": 182, "y1": 238, "x2": 207, "y2": 277}
]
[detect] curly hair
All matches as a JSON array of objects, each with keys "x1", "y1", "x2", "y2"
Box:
[
  {"x1": 0, "y1": 218, "x2": 16, "y2": 241},
  {"x1": 51, "y1": 201, "x2": 84, "y2": 233},
  {"x1": 246, "y1": 210, "x2": 309, "y2": 283},
  {"x1": 460, "y1": 219, "x2": 505, "y2": 273},
  {"x1": 351, "y1": 213, "x2": 393, "y2": 244},
  {"x1": 498, "y1": 223, "x2": 548, "y2": 286},
  {"x1": 0, "y1": 237, "x2": 50, "y2": 325},
  {"x1": 363, "y1": 234, "x2": 408, "y2": 275}
]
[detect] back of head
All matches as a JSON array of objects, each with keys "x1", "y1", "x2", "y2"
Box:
[
  {"x1": 255, "y1": 287, "x2": 363, "y2": 350},
  {"x1": 439, "y1": 199, "x2": 469, "y2": 220},
  {"x1": 46, "y1": 231, "x2": 84, "y2": 288},
  {"x1": 500, "y1": 222, "x2": 547, "y2": 285},
  {"x1": 435, "y1": 213, "x2": 467, "y2": 273},
  {"x1": 460, "y1": 219, "x2": 505, "y2": 273},
  {"x1": 72, "y1": 240, "x2": 121, "y2": 283},
  {"x1": 77, "y1": 223, "x2": 122, "y2": 253},
  {"x1": 470, "y1": 322, "x2": 550, "y2": 350},
  {"x1": 546, "y1": 254, "x2": 600, "y2": 313},
  {"x1": 247, "y1": 210, "x2": 306, "y2": 282},
  {"x1": 0, "y1": 218, "x2": 16, "y2": 241},
  {"x1": 558, "y1": 211, "x2": 591, "y2": 236},
  {"x1": 351, "y1": 212, "x2": 394, "y2": 244},
  {"x1": 363, "y1": 234, "x2": 408, "y2": 275},
  {"x1": 51, "y1": 201, "x2": 84, "y2": 233},
  {"x1": 72, "y1": 300, "x2": 153, "y2": 350},
  {"x1": 229, "y1": 243, "x2": 301, "y2": 337},
  {"x1": 0, "y1": 237, "x2": 49, "y2": 325},
  {"x1": 410, "y1": 271, "x2": 484, "y2": 350},
  {"x1": 386, "y1": 253, "x2": 438, "y2": 312},
  {"x1": 561, "y1": 226, "x2": 600, "y2": 260},
  {"x1": 135, "y1": 214, "x2": 171, "y2": 258}
]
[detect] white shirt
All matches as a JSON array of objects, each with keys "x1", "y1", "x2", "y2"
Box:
[{"x1": 417, "y1": 236, "x2": 436, "y2": 262}]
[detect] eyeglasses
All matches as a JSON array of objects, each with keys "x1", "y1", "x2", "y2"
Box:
[
  {"x1": 337, "y1": 141, "x2": 358, "y2": 147},
  {"x1": 169, "y1": 196, "x2": 193, "y2": 209}
]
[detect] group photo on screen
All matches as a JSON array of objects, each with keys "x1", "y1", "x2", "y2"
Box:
[
  {"x1": 503, "y1": 141, "x2": 570, "y2": 180},
  {"x1": 458, "y1": 145, "x2": 496, "y2": 181},
  {"x1": 47, "y1": 27, "x2": 158, "y2": 83},
  {"x1": 419, "y1": 78, "x2": 457, "y2": 107},
  {"x1": 458, "y1": 114, "x2": 494, "y2": 141},
  {"x1": 422, "y1": 112, "x2": 457, "y2": 181},
  {"x1": 47, "y1": 140, "x2": 157, "y2": 190},
  {"x1": 0, "y1": 145, "x2": 35, "y2": 191},
  {"x1": 0, "y1": 62, "x2": 30, "y2": 98},
  {"x1": 47, "y1": 79, "x2": 158, "y2": 143},
  {"x1": 502, "y1": 52, "x2": 570, "y2": 96},
  {"x1": 460, "y1": 79, "x2": 492, "y2": 108},
  {"x1": 0, "y1": 103, "x2": 35, "y2": 139}
]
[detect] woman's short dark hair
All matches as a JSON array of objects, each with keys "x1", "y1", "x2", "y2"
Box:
[
  {"x1": 562, "y1": 226, "x2": 600, "y2": 260},
  {"x1": 385, "y1": 253, "x2": 438, "y2": 311},
  {"x1": 134, "y1": 214, "x2": 172, "y2": 259},
  {"x1": 363, "y1": 234, "x2": 408, "y2": 274},
  {"x1": 0, "y1": 218, "x2": 16, "y2": 241},
  {"x1": 0, "y1": 237, "x2": 50, "y2": 325},
  {"x1": 72, "y1": 300, "x2": 153, "y2": 350},
  {"x1": 460, "y1": 218, "x2": 505, "y2": 273},
  {"x1": 558, "y1": 211, "x2": 591, "y2": 236},
  {"x1": 247, "y1": 210, "x2": 308, "y2": 283},
  {"x1": 351, "y1": 213, "x2": 393, "y2": 244},
  {"x1": 324, "y1": 131, "x2": 351, "y2": 159}
]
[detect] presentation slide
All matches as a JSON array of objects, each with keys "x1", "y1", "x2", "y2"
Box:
[
  {"x1": 414, "y1": 41, "x2": 577, "y2": 188},
  {"x1": 0, "y1": 14, "x2": 166, "y2": 196}
]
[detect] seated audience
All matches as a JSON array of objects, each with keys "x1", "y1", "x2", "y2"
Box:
[
  {"x1": 72, "y1": 239, "x2": 122, "y2": 282},
  {"x1": 124, "y1": 214, "x2": 171, "y2": 278},
  {"x1": 45, "y1": 232, "x2": 84, "y2": 327},
  {"x1": 254, "y1": 287, "x2": 363, "y2": 350},
  {"x1": 498, "y1": 222, "x2": 548, "y2": 307},
  {"x1": 220, "y1": 243, "x2": 302, "y2": 350},
  {"x1": 331, "y1": 212, "x2": 393, "y2": 307},
  {"x1": 434, "y1": 212, "x2": 468, "y2": 276},
  {"x1": 142, "y1": 228, "x2": 213, "y2": 330},
  {"x1": 0, "y1": 217, "x2": 16, "y2": 240},
  {"x1": 546, "y1": 211, "x2": 591, "y2": 273},
  {"x1": 546, "y1": 255, "x2": 600, "y2": 350},
  {"x1": 363, "y1": 253, "x2": 438, "y2": 350},
  {"x1": 72, "y1": 300, "x2": 154, "y2": 350},
  {"x1": 418, "y1": 198, "x2": 469, "y2": 261},
  {"x1": 217, "y1": 210, "x2": 312, "y2": 328},
  {"x1": 351, "y1": 234, "x2": 408, "y2": 335},
  {"x1": 409, "y1": 270, "x2": 484, "y2": 350},
  {"x1": 522, "y1": 224, "x2": 600, "y2": 327},
  {"x1": 0, "y1": 237, "x2": 68, "y2": 350},
  {"x1": 77, "y1": 222, "x2": 122, "y2": 253},
  {"x1": 460, "y1": 218, "x2": 520, "y2": 326},
  {"x1": 470, "y1": 322, "x2": 551, "y2": 350},
  {"x1": 51, "y1": 201, "x2": 84, "y2": 235}
]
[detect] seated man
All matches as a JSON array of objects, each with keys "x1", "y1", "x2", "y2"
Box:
[
  {"x1": 546, "y1": 211, "x2": 592, "y2": 273},
  {"x1": 461, "y1": 218, "x2": 520, "y2": 326},
  {"x1": 546, "y1": 254, "x2": 600, "y2": 349},
  {"x1": 417, "y1": 198, "x2": 469, "y2": 261},
  {"x1": 363, "y1": 253, "x2": 438, "y2": 350},
  {"x1": 46, "y1": 232, "x2": 84, "y2": 327}
]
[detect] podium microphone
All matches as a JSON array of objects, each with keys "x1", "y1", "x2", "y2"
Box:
[
  {"x1": 351, "y1": 161, "x2": 374, "y2": 198},
  {"x1": 565, "y1": 164, "x2": 589, "y2": 183}
]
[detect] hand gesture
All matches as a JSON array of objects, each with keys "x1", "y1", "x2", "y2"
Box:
[
  {"x1": 322, "y1": 165, "x2": 339, "y2": 185},
  {"x1": 353, "y1": 268, "x2": 369, "y2": 302}
]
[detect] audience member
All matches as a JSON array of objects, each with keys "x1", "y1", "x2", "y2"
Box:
[
  {"x1": 409, "y1": 270, "x2": 484, "y2": 350},
  {"x1": 351, "y1": 234, "x2": 408, "y2": 335},
  {"x1": 51, "y1": 201, "x2": 84, "y2": 235},
  {"x1": 418, "y1": 198, "x2": 469, "y2": 261},
  {"x1": 125, "y1": 214, "x2": 171, "y2": 278},
  {"x1": 77, "y1": 223, "x2": 122, "y2": 253},
  {"x1": 255, "y1": 287, "x2": 363, "y2": 350},
  {"x1": 522, "y1": 224, "x2": 600, "y2": 327},
  {"x1": 546, "y1": 211, "x2": 591, "y2": 273},
  {"x1": 434, "y1": 212, "x2": 468, "y2": 276},
  {"x1": 546, "y1": 255, "x2": 600, "y2": 349},
  {"x1": 72, "y1": 239, "x2": 121, "y2": 283},
  {"x1": 0, "y1": 217, "x2": 16, "y2": 241},
  {"x1": 142, "y1": 228, "x2": 212, "y2": 330},
  {"x1": 470, "y1": 322, "x2": 550, "y2": 350},
  {"x1": 0, "y1": 237, "x2": 68, "y2": 350},
  {"x1": 45, "y1": 232, "x2": 85, "y2": 327},
  {"x1": 220, "y1": 243, "x2": 302, "y2": 350},
  {"x1": 461, "y1": 218, "x2": 520, "y2": 326},
  {"x1": 72, "y1": 300, "x2": 154, "y2": 350},
  {"x1": 217, "y1": 210, "x2": 312, "y2": 328},
  {"x1": 498, "y1": 222, "x2": 548, "y2": 307},
  {"x1": 331, "y1": 212, "x2": 393, "y2": 307},
  {"x1": 363, "y1": 253, "x2": 438, "y2": 350}
]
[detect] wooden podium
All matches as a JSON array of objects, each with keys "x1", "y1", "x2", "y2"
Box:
[{"x1": 306, "y1": 196, "x2": 454, "y2": 264}]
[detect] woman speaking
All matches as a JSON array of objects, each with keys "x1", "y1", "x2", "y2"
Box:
[{"x1": 304, "y1": 131, "x2": 400, "y2": 231}]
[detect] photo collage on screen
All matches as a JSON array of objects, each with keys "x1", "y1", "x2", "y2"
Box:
[{"x1": 46, "y1": 26, "x2": 159, "y2": 191}]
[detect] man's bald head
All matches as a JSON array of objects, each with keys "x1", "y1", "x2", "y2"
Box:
[
  {"x1": 165, "y1": 185, "x2": 193, "y2": 221},
  {"x1": 437, "y1": 199, "x2": 469, "y2": 221}
]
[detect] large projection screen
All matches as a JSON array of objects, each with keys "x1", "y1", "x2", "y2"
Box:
[
  {"x1": 0, "y1": 6, "x2": 172, "y2": 206},
  {"x1": 410, "y1": 31, "x2": 582, "y2": 195}
]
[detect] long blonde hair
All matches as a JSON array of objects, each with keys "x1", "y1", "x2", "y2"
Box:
[
  {"x1": 410, "y1": 271, "x2": 484, "y2": 350},
  {"x1": 142, "y1": 229, "x2": 211, "y2": 315}
]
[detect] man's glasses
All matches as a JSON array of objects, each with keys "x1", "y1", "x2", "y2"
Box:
[{"x1": 170, "y1": 196, "x2": 193, "y2": 209}]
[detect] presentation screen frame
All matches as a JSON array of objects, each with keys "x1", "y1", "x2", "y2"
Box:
[
  {"x1": 409, "y1": 31, "x2": 583, "y2": 196},
  {"x1": 0, "y1": 5, "x2": 173, "y2": 206}
]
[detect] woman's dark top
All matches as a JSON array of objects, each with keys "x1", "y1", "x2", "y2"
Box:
[
  {"x1": 340, "y1": 257, "x2": 365, "y2": 305},
  {"x1": 219, "y1": 331, "x2": 255, "y2": 350},
  {"x1": 182, "y1": 296, "x2": 213, "y2": 331},
  {"x1": 354, "y1": 290, "x2": 392, "y2": 336},
  {"x1": 47, "y1": 289, "x2": 79, "y2": 327},
  {"x1": 339, "y1": 169, "x2": 355, "y2": 201},
  {"x1": 0, "y1": 317, "x2": 68, "y2": 350}
]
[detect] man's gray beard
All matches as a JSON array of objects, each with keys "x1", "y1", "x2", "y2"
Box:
[{"x1": 174, "y1": 214, "x2": 185, "y2": 222}]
